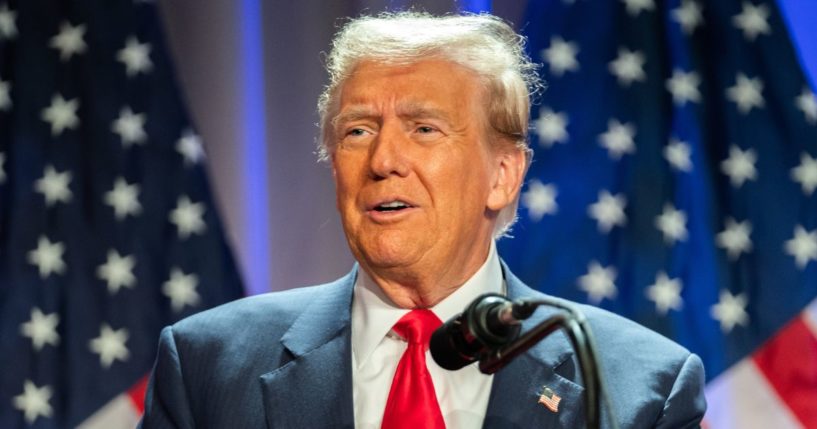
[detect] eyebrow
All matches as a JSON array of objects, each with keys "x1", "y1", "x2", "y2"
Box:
[
  {"x1": 331, "y1": 101, "x2": 454, "y2": 128},
  {"x1": 331, "y1": 107, "x2": 378, "y2": 128},
  {"x1": 395, "y1": 101, "x2": 453, "y2": 123}
]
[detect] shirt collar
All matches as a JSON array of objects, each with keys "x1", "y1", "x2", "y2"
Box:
[{"x1": 351, "y1": 242, "x2": 504, "y2": 369}]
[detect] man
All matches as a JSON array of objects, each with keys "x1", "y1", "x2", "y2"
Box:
[{"x1": 140, "y1": 12, "x2": 706, "y2": 428}]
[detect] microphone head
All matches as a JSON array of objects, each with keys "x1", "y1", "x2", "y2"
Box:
[
  {"x1": 467, "y1": 295, "x2": 520, "y2": 347},
  {"x1": 429, "y1": 293, "x2": 522, "y2": 371},
  {"x1": 430, "y1": 316, "x2": 480, "y2": 370}
]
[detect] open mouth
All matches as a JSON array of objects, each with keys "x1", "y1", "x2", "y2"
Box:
[{"x1": 373, "y1": 201, "x2": 413, "y2": 212}]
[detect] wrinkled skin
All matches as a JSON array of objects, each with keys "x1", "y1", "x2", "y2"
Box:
[{"x1": 331, "y1": 59, "x2": 526, "y2": 308}]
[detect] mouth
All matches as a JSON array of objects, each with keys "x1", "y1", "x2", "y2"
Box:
[
  {"x1": 365, "y1": 198, "x2": 417, "y2": 221},
  {"x1": 372, "y1": 200, "x2": 413, "y2": 212}
]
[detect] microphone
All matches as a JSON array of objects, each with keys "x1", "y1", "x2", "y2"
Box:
[
  {"x1": 430, "y1": 293, "x2": 535, "y2": 370},
  {"x1": 430, "y1": 293, "x2": 619, "y2": 429}
]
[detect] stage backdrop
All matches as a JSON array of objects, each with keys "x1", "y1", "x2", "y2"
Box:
[
  {"x1": 159, "y1": 1, "x2": 817, "y2": 428},
  {"x1": 1, "y1": 0, "x2": 810, "y2": 427}
]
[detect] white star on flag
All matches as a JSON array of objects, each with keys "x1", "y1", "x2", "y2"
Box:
[
  {"x1": 13, "y1": 380, "x2": 53, "y2": 424},
  {"x1": 49, "y1": 21, "x2": 87, "y2": 61},
  {"x1": 170, "y1": 195, "x2": 207, "y2": 238},
  {"x1": 35, "y1": 165, "x2": 73, "y2": 206},
  {"x1": 608, "y1": 47, "x2": 646, "y2": 86},
  {"x1": 664, "y1": 138, "x2": 693, "y2": 172},
  {"x1": 0, "y1": 4, "x2": 17, "y2": 40},
  {"x1": 711, "y1": 290, "x2": 749, "y2": 333},
  {"x1": 534, "y1": 108, "x2": 569, "y2": 147},
  {"x1": 785, "y1": 225, "x2": 817, "y2": 269},
  {"x1": 27, "y1": 236, "x2": 67, "y2": 279},
  {"x1": 20, "y1": 308, "x2": 60, "y2": 351},
  {"x1": 0, "y1": 77, "x2": 11, "y2": 111},
  {"x1": 176, "y1": 129, "x2": 206, "y2": 165},
  {"x1": 721, "y1": 145, "x2": 758, "y2": 188},
  {"x1": 795, "y1": 87, "x2": 817, "y2": 124},
  {"x1": 89, "y1": 324, "x2": 130, "y2": 368},
  {"x1": 598, "y1": 119, "x2": 636, "y2": 159},
  {"x1": 621, "y1": 0, "x2": 654, "y2": 16},
  {"x1": 646, "y1": 271, "x2": 684, "y2": 315},
  {"x1": 726, "y1": 73, "x2": 764, "y2": 114},
  {"x1": 163, "y1": 267, "x2": 201, "y2": 312},
  {"x1": 111, "y1": 106, "x2": 147, "y2": 147},
  {"x1": 0, "y1": 152, "x2": 6, "y2": 184},
  {"x1": 117, "y1": 36, "x2": 153, "y2": 77},
  {"x1": 791, "y1": 152, "x2": 817, "y2": 195},
  {"x1": 522, "y1": 180, "x2": 558, "y2": 221},
  {"x1": 96, "y1": 250, "x2": 137, "y2": 295},
  {"x1": 716, "y1": 218, "x2": 753, "y2": 260},
  {"x1": 732, "y1": 1, "x2": 771, "y2": 41},
  {"x1": 671, "y1": 0, "x2": 703, "y2": 34},
  {"x1": 588, "y1": 190, "x2": 627, "y2": 233},
  {"x1": 655, "y1": 203, "x2": 688, "y2": 244},
  {"x1": 104, "y1": 177, "x2": 143, "y2": 220},
  {"x1": 41, "y1": 94, "x2": 80, "y2": 136},
  {"x1": 666, "y1": 69, "x2": 701, "y2": 105},
  {"x1": 541, "y1": 36, "x2": 580, "y2": 77},
  {"x1": 578, "y1": 261, "x2": 618, "y2": 304}
]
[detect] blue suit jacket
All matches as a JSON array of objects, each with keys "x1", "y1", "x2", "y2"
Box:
[{"x1": 140, "y1": 266, "x2": 705, "y2": 428}]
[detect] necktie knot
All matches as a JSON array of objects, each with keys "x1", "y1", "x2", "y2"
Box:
[{"x1": 392, "y1": 309, "x2": 442, "y2": 347}]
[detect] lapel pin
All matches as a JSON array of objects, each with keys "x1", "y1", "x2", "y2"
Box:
[{"x1": 538, "y1": 386, "x2": 561, "y2": 413}]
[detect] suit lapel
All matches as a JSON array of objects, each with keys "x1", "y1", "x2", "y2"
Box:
[
  {"x1": 259, "y1": 270, "x2": 357, "y2": 428},
  {"x1": 483, "y1": 264, "x2": 585, "y2": 428}
]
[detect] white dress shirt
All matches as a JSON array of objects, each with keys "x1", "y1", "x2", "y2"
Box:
[{"x1": 351, "y1": 242, "x2": 503, "y2": 429}]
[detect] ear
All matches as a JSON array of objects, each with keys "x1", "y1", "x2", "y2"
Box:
[{"x1": 486, "y1": 148, "x2": 527, "y2": 212}]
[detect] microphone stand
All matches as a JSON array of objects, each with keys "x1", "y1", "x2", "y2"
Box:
[{"x1": 478, "y1": 298, "x2": 618, "y2": 429}]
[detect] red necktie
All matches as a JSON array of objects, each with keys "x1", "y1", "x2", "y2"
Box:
[{"x1": 381, "y1": 309, "x2": 446, "y2": 429}]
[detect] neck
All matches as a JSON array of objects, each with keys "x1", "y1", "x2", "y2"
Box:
[{"x1": 362, "y1": 239, "x2": 493, "y2": 309}]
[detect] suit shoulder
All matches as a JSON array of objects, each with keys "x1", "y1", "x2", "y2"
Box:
[
  {"x1": 171, "y1": 279, "x2": 347, "y2": 341},
  {"x1": 506, "y1": 266, "x2": 689, "y2": 358},
  {"x1": 571, "y1": 302, "x2": 705, "y2": 424},
  {"x1": 578, "y1": 303, "x2": 690, "y2": 357},
  {"x1": 526, "y1": 292, "x2": 704, "y2": 424},
  {"x1": 518, "y1": 285, "x2": 691, "y2": 359}
]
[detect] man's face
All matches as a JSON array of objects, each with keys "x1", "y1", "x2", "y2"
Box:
[{"x1": 331, "y1": 59, "x2": 522, "y2": 289}]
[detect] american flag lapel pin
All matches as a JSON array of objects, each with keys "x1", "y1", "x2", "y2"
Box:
[{"x1": 538, "y1": 386, "x2": 561, "y2": 413}]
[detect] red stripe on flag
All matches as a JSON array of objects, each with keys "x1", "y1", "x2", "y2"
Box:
[
  {"x1": 752, "y1": 316, "x2": 817, "y2": 428},
  {"x1": 127, "y1": 375, "x2": 149, "y2": 414}
]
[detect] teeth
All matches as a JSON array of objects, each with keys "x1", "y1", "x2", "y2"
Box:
[{"x1": 378, "y1": 201, "x2": 408, "y2": 209}]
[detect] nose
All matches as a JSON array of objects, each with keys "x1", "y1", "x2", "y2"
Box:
[{"x1": 368, "y1": 121, "x2": 410, "y2": 179}]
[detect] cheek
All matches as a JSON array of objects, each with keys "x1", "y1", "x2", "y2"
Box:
[
  {"x1": 426, "y1": 155, "x2": 491, "y2": 211},
  {"x1": 333, "y1": 159, "x2": 362, "y2": 209}
]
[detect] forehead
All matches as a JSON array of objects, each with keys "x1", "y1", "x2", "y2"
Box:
[{"x1": 337, "y1": 59, "x2": 485, "y2": 113}]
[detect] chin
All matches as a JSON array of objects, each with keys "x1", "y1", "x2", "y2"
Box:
[{"x1": 356, "y1": 235, "x2": 424, "y2": 271}]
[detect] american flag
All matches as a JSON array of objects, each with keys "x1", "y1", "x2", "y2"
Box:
[
  {"x1": 537, "y1": 386, "x2": 562, "y2": 413},
  {"x1": 500, "y1": 0, "x2": 817, "y2": 427},
  {"x1": 0, "y1": 0, "x2": 244, "y2": 427}
]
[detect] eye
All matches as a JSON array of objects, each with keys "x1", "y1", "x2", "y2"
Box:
[
  {"x1": 412, "y1": 124, "x2": 443, "y2": 142},
  {"x1": 338, "y1": 126, "x2": 375, "y2": 149},
  {"x1": 346, "y1": 128, "x2": 368, "y2": 137}
]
